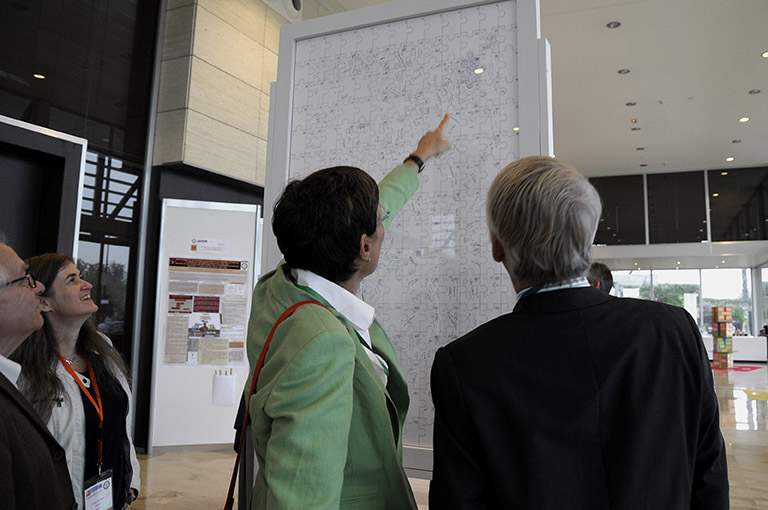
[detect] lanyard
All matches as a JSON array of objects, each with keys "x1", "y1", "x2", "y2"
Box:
[{"x1": 57, "y1": 354, "x2": 105, "y2": 473}]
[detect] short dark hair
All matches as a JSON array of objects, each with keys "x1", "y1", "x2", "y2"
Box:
[
  {"x1": 588, "y1": 262, "x2": 614, "y2": 294},
  {"x1": 273, "y1": 166, "x2": 378, "y2": 283}
]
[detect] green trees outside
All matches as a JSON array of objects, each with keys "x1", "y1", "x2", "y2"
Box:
[{"x1": 639, "y1": 281, "x2": 752, "y2": 334}]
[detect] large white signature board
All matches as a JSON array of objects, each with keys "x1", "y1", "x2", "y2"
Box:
[{"x1": 265, "y1": 0, "x2": 550, "y2": 463}]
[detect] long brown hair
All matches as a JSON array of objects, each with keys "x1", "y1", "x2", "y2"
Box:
[{"x1": 10, "y1": 253, "x2": 129, "y2": 421}]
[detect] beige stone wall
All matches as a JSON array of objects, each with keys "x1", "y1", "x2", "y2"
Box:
[{"x1": 153, "y1": 0, "x2": 343, "y2": 185}]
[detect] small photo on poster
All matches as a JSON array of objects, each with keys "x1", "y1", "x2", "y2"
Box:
[{"x1": 188, "y1": 312, "x2": 221, "y2": 338}]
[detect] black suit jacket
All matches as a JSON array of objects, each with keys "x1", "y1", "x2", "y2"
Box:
[
  {"x1": 430, "y1": 287, "x2": 728, "y2": 510},
  {"x1": 0, "y1": 372, "x2": 77, "y2": 509}
]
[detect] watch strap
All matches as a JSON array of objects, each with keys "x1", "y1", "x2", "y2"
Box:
[{"x1": 404, "y1": 153, "x2": 425, "y2": 173}]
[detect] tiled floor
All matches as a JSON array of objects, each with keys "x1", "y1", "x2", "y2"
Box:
[{"x1": 132, "y1": 363, "x2": 768, "y2": 509}]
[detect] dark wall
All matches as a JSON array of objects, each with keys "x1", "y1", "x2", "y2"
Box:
[{"x1": 0, "y1": 141, "x2": 63, "y2": 257}]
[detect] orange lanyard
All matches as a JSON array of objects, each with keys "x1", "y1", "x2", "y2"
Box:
[{"x1": 58, "y1": 355, "x2": 105, "y2": 472}]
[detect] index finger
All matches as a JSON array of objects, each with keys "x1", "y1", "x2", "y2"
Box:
[{"x1": 436, "y1": 113, "x2": 451, "y2": 133}]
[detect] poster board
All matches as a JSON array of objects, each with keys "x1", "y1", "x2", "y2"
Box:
[
  {"x1": 264, "y1": 0, "x2": 550, "y2": 473},
  {"x1": 149, "y1": 199, "x2": 259, "y2": 448}
]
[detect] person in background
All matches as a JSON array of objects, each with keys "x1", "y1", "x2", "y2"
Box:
[
  {"x1": 587, "y1": 261, "x2": 613, "y2": 294},
  {"x1": 246, "y1": 115, "x2": 451, "y2": 509},
  {"x1": 0, "y1": 242, "x2": 77, "y2": 509},
  {"x1": 12, "y1": 253, "x2": 140, "y2": 509},
  {"x1": 430, "y1": 156, "x2": 728, "y2": 509}
]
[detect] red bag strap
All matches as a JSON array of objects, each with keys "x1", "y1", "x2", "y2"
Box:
[{"x1": 224, "y1": 300, "x2": 331, "y2": 510}]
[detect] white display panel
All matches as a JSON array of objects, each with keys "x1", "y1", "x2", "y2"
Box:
[
  {"x1": 149, "y1": 199, "x2": 259, "y2": 448},
  {"x1": 266, "y1": 0, "x2": 548, "y2": 451}
]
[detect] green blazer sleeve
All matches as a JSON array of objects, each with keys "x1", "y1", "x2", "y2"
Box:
[{"x1": 378, "y1": 164, "x2": 419, "y2": 229}]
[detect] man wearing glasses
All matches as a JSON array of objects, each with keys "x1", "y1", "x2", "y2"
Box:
[{"x1": 0, "y1": 242, "x2": 77, "y2": 509}]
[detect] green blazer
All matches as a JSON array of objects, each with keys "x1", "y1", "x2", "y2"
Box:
[{"x1": 247, "y1": 165, "x2": 419, "y2": 509}]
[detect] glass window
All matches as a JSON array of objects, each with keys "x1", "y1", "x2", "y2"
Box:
[
  {"x1": 708, "y1": 166, "x2": 768, "y2": 241},
  {"x1": 652, "y1": 269, "x2": 701, "y2": 324},
  {"x1": 647, "y1": 171, "x2": 707, "y2": 243},
  {"x1": 761, "y1": 267, "x2": 768, "y2": 335},
  {"x1": 589, "y1": 175, "x2": 646, "y2": 245},
  {"x1": 612, "y1": 270, "x2": 651, "y2": 298},
  {"x1": 78, "y1": 152, "x2": 141, "y2": 363},
  {"x1": 701, "y1": 268, "x2": 753, "y2": 336}
]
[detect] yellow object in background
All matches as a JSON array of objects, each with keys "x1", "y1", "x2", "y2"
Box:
[{"x1": 742, "y1": 389, "x2": 768, "y2": 401}]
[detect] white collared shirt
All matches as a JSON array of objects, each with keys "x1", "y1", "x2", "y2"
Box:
[
  {"x1": 0, "y1": 353, "x2": 22, "y2": 388},
  {"x1": 516, "y1": 277, "x2": 592, "y2": 302},
  {"x1": 292, "y1": 268, "x2": 389, "y2": 385}
]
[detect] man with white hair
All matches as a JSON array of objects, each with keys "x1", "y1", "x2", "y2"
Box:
[
  {"x1": 429, "y1": 156, "x2": 729, "y2": 509},
  {"x1": 0, "y1": 241, "x2": 77, "y2": 509}
]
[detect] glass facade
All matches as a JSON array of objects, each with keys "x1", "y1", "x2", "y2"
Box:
[
  {"x1": 589, "y1": 167, "x2": 768, "y2": 246},
  {"x1": 589, "y1": 175, "x2": 646, "y2": 245},
  {"x1": 647, "y1": 171, "x2": 707, "y2": 244},
  {"x1": 708, "y1": 166, "x2": 768, "y2": 242},
  {"x1": 762, "y1": 267, "x2": 768, "y2": 335},
  {"x1": 612, "y1": 270, "x2": 651, "y2": 299},
  {"x1": 0, "y1": 0, "x2": 160, "y2": 365},
  {"x1": 612, "y1": 267, "x2": 755, "y2": 335}
]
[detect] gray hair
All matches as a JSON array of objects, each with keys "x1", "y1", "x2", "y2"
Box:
[{"x1": 486, "y1": 156, "x2": 601, "y2": 285}]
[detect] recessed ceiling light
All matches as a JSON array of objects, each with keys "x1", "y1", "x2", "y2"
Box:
[
  {"x1": 625, "y1": 102, "x2": 636, "y2": 106},
  {"x1": 677, "y1": 261, "x2": 681, "y2": 264},
  {"x1": 721, "y1": 171, "x2": 728, "y2": 176},
  {"x1": 512, "y1": 127, "x2": 520, "y2": 132},
  {"x1": 725, "y1": 157, "x2": 734, "y2": 162},
  {"x1": 618, "y1": 69, "x2": 630, "y2": 74},
  {"x1": 631, "y1": 127, "x2": 641, "y2": 131},
  {"x1": 712, "y1": 193, "x2": 719, "y2": 197},
  {"x1": 762, "y1": 51, "x2": 768, "y2": 58},
  {"x1": 474, "y1": 68, "x2": 484, "y2": 74},
  {"x1": 739, "y1": 117, "x2": 750, "y2": 123},
  {"x1": 731, "y1": 140, "x2": 741, "y2": 144},
  {"x1": 634, "y1": 262, "x2": 638, "y2": 266},
  {"x1": 606, "y1": 21, "x2": 621, "y2": 29},
  {"x1": 33, "y1": 73, "x2": 45, "y2": 79},
  {"x1": 721, "y1": 260, "x2": 726, "y2": 264},
  {"x1": 702, "y1": 220, "x2": 707, "y2": 223},
  {"x1": 748, "y1": 89, "x2": 760, "y2": 95}
]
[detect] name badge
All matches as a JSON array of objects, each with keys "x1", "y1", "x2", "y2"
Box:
[{"x1": 84, "y1": 469, "x2": 114, "y2": 510}]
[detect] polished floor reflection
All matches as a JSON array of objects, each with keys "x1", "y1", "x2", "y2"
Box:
[{"x1": 131, "y1": 363, "x2": 768, "y2": 509}]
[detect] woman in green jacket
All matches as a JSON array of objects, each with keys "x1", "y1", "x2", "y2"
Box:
[{"x1": 246, "y1": 114, "x2": 451, "y2": 509}]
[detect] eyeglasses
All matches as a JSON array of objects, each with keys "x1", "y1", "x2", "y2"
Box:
[
  {"x1": 376, "y1": 207, "x2": 391, "y2": 226},
  {"x1": 2, "y1": 271, "x2": 36, "y2": 289}
]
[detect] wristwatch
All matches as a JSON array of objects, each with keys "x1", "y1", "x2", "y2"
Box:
[{"x1": 404, "y1": 153, "x2": 425, "y2": 173}]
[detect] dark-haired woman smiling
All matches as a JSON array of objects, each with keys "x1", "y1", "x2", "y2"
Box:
[
  {"x1": 12, "y1": 254, "x2": 140, "y2": 509},
  {"x1": 246, "y1": 114, "x2": 451, "y2": 509}
]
